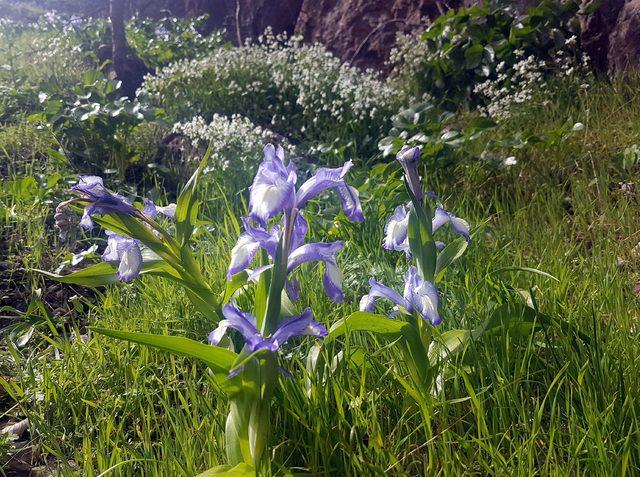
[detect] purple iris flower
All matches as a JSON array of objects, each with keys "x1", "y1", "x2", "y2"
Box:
[
  {"x1": 360, "y1": 266, "x2": 441, "y2": 325},
  {"x1": 382, "y1": 202, "x2": 468, "y2": 255},
  {"x1": 70, "y1": 176, "x2": 137, "y2": 230},
  {"x1": 396, "y1": 146, "x2": 423, "y2": 202},
  {"x1": 432, "y1": 204, "x2": 470, "y2": 243},
  {"x1": 101, "y1": 231, "x2": 143, "y2": 282},
  {"x1": 209, "y1": 302, "x2": 327, "y2": 352},
  {"x1": 142, "y1": 199, "x2": 177, "y2": 220},
  {"x1": 227, "y1": 214, "x2": 344, "y2": 302},
  {"x1": 288, "y1": 241, "x2": 344, "y2": 302},
  {"x1": 383, "y1": 204, "x2": 411, "y2": 256},
  {"x1": 248, "y1": 144, "x2": 363, "y2": 225}
]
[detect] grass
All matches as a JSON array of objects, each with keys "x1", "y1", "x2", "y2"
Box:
[{"x1": 1, "y1": 18, "x2": 640, "y2": 477}]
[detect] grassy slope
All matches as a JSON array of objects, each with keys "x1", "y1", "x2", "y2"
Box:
[{"x1": 1, "y1": 33, "x2": 640, "y2": 477}]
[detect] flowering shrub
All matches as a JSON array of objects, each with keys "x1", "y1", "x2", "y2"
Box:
[
  {"x1": 389, "y1": 1, "x2": 581, "y2": 111},
  {"x1": 473, "y1": 46, "x2": 591, "y2": 121},
  {"x1": 141, "y1": 30, "x2": 400, "y2": 155},
  {"x1": 126, "y1": 16, "x2": 224, "y2": 69},
  {"x1": 172, "y1": 115, "x2": 296, "y2": 186}
]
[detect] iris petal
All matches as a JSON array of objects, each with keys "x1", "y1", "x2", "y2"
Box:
[
  {"x1": 322, "y1": 259, "x2": 343, "y2": 302},
  {"x1": 366, "y1": 277, "x2": 411, "y2": 312},
  {"x1": 287, "y1": 241, "x2": 343, "y2": 273},
  {"x1": 211, "y1": 303, "x2": 264, "y2": 350},
  {"x1": 396, "y1": 146, "x2": 423, "y2": 202},
  {"x1": 432, "y1": 205, "x2": 471, "y2": 242},
  {"x1": 337, "y1": 183, "x2": 364, "y2": 222},
  {"x1": 117, "y1": 242, "x2": 143, "y2": 282},
  {"x1": 227, "y1": 233, "x2": 261, "y2": 279},
  {"x1": 249, "y1": 145, "x2": 297, "y2": 224},
  {"x1": 383, "y1": 204, "x2": 410, "y2": 253},
  {"x1": 404, "y1": 266, "x2": 440, "y2": 325},
  {"x1": 269, "y1": 308, "x2": 327, "y2": 350}
]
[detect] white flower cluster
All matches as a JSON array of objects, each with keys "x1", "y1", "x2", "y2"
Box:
[
  {"x1": 172, "y1": 114, "x2": 295, "y2": 174},
  {"x1": 388, "y1": 28, "x2": 430, "y2": 85},
  {"x1": 473, "y1": 46, "x2": 591, "y2": 122},
  {"x1": 473, "y1": 51, "x2": 547, "y2": 121},
  {"x1": 0, "y1": 18, "x2": 85, "y2": 88},
  {"x1": 141, "y1": 29, "x2": 398, "y2": 140}
]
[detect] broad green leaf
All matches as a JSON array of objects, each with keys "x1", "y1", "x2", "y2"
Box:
[
  {"x1": 195, "y1": 463, "x2": 255, "y2": 477},
  {"x1": 435, "y1": 237, "x2": 468, "y2": 280},
  {"x1": 429, "y1": 329, "x2": 471, "y2": 364},
  {"x1": 35, "y1": 262, "x2": 118, "y2": 286},
  {"x1": 476, "y1": 302, "x2": 539, "y2": 337},
  {"x1": 34, "y1": 261, "x2": 177, "y2": 287},
  {"x1": 223, "y1": 271, "x2": 249, "y2": 303},
  {"x1": 407, "y1": 207, "x2": 437, "y2": 282},
  {"x1": 175, "y1": 145, "x2": 212, "y2": 245},
  {"x1": 476, "y1": 302, "x2": 590, "y2": 343},
  {"x1": 94, "y1": 213, "x2": 181, "y2": 268},
  {"x1": 464, "y1": 43, "x2": 484, "y2": 69},
  {"x1": 327, "y1": 312, "x2": 410, "y2": 342},
  {"x1": 92, "y1": 328, "x2": 237, "y2": 379}
]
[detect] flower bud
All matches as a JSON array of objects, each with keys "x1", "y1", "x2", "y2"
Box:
[{"x1": 396, "y1": 146, "x2": 423, "y2": 202}]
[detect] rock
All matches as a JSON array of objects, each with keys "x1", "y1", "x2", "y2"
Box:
[
  {"x1": 97, "y1": 0, "x2": 640, "y2": 75},
  {"x1": 607, "y1": 0, "x2": 640, "y2": 74},
  {"x1": 578, "y1": 0, "x2": 625, "y2": 72},
  {"x1": 294, "y1": 0, "x2": 461, "y2": 70}
]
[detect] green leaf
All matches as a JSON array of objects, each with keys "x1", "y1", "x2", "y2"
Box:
[
  {"x1": 175, "y1": 145, "x2": 212, "y2": 246},
  {"x1": 491, "y1": 266, "x2": 559, "y2": 282},
  {"x1": 223, "y1": 271, "x2": 249, "y2": 303},
  {"x1": 407, "y1": 207, "x2": 437, "y2": 282},
  {"x1": 93, "y1": 213, "x2": 182, "y2": 271},
  {"x1": 195, "y1": 463, "x2": 255, "y2": 477},
  {"x1": 429, "y1": 329, "x2": 471, "y2": 364},
  {"x1": 34, "y1": 261, "x2": 176, "y2": 287},
  {"x1": 35, "y1": 262, "x2": 118, "y2": 286},
  {"x1": 435, "y1": 237, "x2": 468, "y2": 281},
  {"x1": 464, "y1": 43, "x2": 485, "y2": 69},
  {"x1": 476, "y1": 302, "x2": 590, "y2": 343},
  {"x1": 327, "y1": 312, "x2": 410, "y2": 342},
  {"x1": 91, "y1": 328, "x2": 237, "y2": 379}
]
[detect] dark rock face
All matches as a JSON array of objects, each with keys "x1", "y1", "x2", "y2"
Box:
[
  {"x1": 578, "y1": 0, "x2": 626, "y2": 72},
  {"x1": 131, "y1": 0, "x2": 640, "y2": 75},
  {"x1": 180, "y1": 0, "x2": 303, "y2": 43},
  {"x1": 606, "y1": 0, "x2": 640, "y2": 74},
  {"x1": 294, "y1": 0, "x2": 461, "y2": 70}
]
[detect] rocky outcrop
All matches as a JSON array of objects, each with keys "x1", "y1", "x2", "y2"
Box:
[
  {"x1": 48, "y1": 0, "x2": 640, "y2": 76},
  {"x1": 606, "y1": 0, "x2": 640, "y2": 74},
  {"x1": 578, "y1": 0, "x2": 626, "y2": 72},
  {"x1": 294, "y1": 0, "x2": 461, "y2": 69}
]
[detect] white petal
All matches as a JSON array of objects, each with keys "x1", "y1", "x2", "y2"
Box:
[{"x1": 117, "y1": 245, "x2": 142, "y2": 282}]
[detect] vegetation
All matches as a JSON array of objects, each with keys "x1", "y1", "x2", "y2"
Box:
[{"x1": 1, "y1": 2, "x2": 639, "y2": 476}]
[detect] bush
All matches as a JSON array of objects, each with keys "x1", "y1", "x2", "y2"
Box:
[
  {"x1": 389, "y1": 0, "x2": 581, "y2": 111},
  {"x1": 141, "y1": 30, "x2": 400, "y2": 157},
  {"x1": 172, "y1": 114, "x2": 296, "y2": 191}
]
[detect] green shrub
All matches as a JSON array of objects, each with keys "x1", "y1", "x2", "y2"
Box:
[
  {"x1": 141, "y1": 31, "x2": 401, "y2": 157},
  {"x1": 390, "y1": 0, "x2": 581, "y2": 111}
]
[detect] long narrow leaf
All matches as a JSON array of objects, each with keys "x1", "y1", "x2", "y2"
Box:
[
  {"x1": 327, "y1": 312, "x2": 410, "y2": 342},
  {"x1": 92, "y1": 328, "x2": 237, "y2": 377}
]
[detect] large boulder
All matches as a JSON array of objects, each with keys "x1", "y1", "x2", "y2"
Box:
[
  {"x1": 294, "y1": 0, "x2": 461, "y2": 70},
  {"x1": 131, "y1": 0, "x2": 640, "y2": 75},
  {"x1": 606, "y1": 0, "x2": 640, "y2": 74}
]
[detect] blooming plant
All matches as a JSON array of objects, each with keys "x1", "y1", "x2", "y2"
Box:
[
  {"x1": 325, "y1": 146, "x2": 475, "y2": 413},
  {"x1": 41, "y1": 152, "x2": 220, "y2": 317},
  {"x1": 41, "y1": 144, "x2": 363, "y2": 475},
  {"x1": 141, "y1": 30, "x2": 398, "y2": 156}
]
